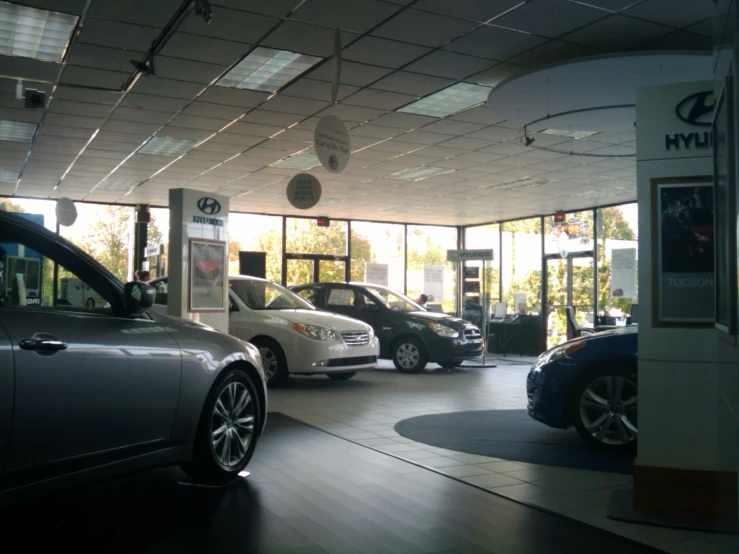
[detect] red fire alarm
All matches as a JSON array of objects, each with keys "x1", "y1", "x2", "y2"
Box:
[
  {"x1": 553, "y1": 211, "x2": 566, "y2": 223},
  {"x1": 316, "y1": 216, "x2": 330, "y2": 227}
]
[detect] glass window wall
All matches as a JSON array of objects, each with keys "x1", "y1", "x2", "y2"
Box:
[
  {"x1": 229, "y1": 213, "x2": 283, "y2": 283},
  {"x1": 501, "y1": 218, "x2": 542, "y2": 315},
  {"x1": 406, "y1": 225, "x2": 457, "y2": 313},
  {"x1": 285, "y1": 217, "x2": 347, "y2": 256},
  {"x1": 597, "y1": 204, "x2": 639, "y2": 321},
  {"x1": 350, "y1": 221, "x2": 405, "y2": 291}
]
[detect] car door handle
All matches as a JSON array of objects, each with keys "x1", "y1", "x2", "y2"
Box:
[{"x1": 19, "y1": 339, "x2": 68, "y2": 351}]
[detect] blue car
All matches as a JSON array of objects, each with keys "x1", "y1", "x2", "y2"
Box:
[{"x1": 526, "y1": 326, "x2": 638, "y2": 452}]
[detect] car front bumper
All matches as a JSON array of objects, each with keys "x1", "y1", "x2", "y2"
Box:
[
  {"x1": 288, "y1": 336, "x2": 380, "y2": 374},
  {"x1": 427, "y1": 335, "x2": 484, "y2": 363},
  {"x1": 526, "y1": 363, "x2": 570, "y2": 429}
]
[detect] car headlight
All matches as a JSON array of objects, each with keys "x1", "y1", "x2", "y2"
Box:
[
  {"x1": 535, "y1": 341, "x2": 586, "y2": 368},
  {"x1": 292, "y1": 323, "x2": 339, "y2": 341},
  {"x1": 367, "y1": 326, "x2": 375, "y2": 340},
  {"x1": 429, "y1": 322, "x2": 459, "y2": 338}
]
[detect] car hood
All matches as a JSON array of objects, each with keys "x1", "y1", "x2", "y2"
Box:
[
  {"x1": 405, "y1": 311, "x2": 474, "y2": 329},
  {"x1": 251, "y1": 308, "x2": 372, "y2": 332},
  {"x1": 584, "y1": 325, "x2": 638, "y2": 340}
]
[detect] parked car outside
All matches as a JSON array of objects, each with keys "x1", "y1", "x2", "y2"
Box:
[
  {"x1": 290, "y1": 282, "x2": 483, "y2": 373},
  {"x1": 150, "y1": 275, "x2": 379, "y2": 387},
  {"x1": 0, "y1": 211, "x2": 267, "y2": 503},
  {"x1": 526, "y1": 326, "x2": 638, "y2": 452}
]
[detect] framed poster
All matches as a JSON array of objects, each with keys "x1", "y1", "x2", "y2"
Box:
[
  {"x1": 651, "y1": 176, "x2": 714, "y2": 326},
  {"x1": 188, "y1": 238, "x2": 226, "y2": 312},
  {"x1": 712, "y1": 72, "x2": 737, "y2": 336}
]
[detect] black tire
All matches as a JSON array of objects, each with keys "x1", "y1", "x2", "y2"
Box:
[
  {"x1": 439, "y1": 361, "x2": 458, "y2": 369},
  {"x1": 251, "y1": 337, "x2": 289, "y2": 388},
  {"x1": 327, "y1": 372, "x2": 356, "y2": 381},
  {"x1": 569, "y1": 364, "x2": 638, "y2": 453},
  {"x1": 392, "y1": 337, "x2": 428, "y2": 374},
  {"x1": 182, "y1": 367, "x2": 260, "y2": 484}
]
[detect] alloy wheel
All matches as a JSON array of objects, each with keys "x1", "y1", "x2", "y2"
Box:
[
  {"x1": 258, "y1": 347, "x2": 277, "y2": 379},
  {"x1": 211, "y1": 381, "x2": 255, "y2": 468},
  {"x1": 579, "y1": 375, "x2": 637, "y2": 446},
  {"x1": 396, "y1": 343, "x2": 420, "y2": 369}
]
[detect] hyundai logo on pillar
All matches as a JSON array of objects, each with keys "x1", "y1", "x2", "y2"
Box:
[
  {"x1": 197, "y1": 197, "x2": 221, "y2": 215},
  {"x1": 675, "y1": 91, "x2": 714, "y2": 127}
]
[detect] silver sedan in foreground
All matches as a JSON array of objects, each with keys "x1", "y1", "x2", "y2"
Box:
[{"x1": 0, "y1": 211, "x2": 267, "y2": 503}]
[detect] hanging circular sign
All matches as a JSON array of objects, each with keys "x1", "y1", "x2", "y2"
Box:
[
  {"x1": 286, "y1": 173, "x2": 322, "y2": 210},
  {"x1": 314, "y1": 114, "x2": 350, "y2": 174},
  {"x1": 558, "y1": 231, "x2": 569, "y2": 259},
  {"x1": 55, "y1": 197, "x2": 77, "y2": 226}
]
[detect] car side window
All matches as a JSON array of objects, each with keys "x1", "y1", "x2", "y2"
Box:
[
  {"x1": 0, "y1": 240, "x2": 113, "y2": 315},
  {"x1": 349, "y1": 290, "x2": 377, "y2": 313},
  {"x1": 327, "y1": 287, "x2": 353, "y2": 308},
  {"x1": 295, "y1": 286, "x2": 320, "y2": 306}
]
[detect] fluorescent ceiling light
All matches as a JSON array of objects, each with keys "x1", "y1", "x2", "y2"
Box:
[
  {"x1": 0, "y1": 169, "x2": 19, "y2": 182},
  {"x1": 483, "y1": 177, "x2": 549, "y2": 191},
  {"x1": 0, "y1": 119, "x2": 37, "y2": 142},
  {"x1": 270, "y1": 153, "x2": 320, "y2": 170},
  {"x1": 214, "y1": 188, "x2": 248, "y2": 198},
  {"x1": 389, "y1": 166, "x2": 454, "y2": 181},
  {"x1": 97, "y1": 179, "x2": 139, "y2": 191},
  {"x1": 139, "y1": 137, "x2": 196, "y2": 156},
  {"x1": 0, "y1": 1, "x2": 78, "y2": 63},
  {"x1": 541, "y1": 129, "x2": 599, "y2": 139},
  {"x1": 217, "y1": 47, "x2": 322, "y2": 93},
  {"x1": 398, "y1": 82, "x2": 492, "y2": 118}
]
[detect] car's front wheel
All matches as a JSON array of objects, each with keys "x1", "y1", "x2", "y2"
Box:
[
  {"x1": 182, "y1": 367, "x2": 260, "y2": 484},
  {"x1": 570, "y1": 365, "x2": 638, "y2": 453},
  {"x1": 251, "y1": 337, "x2": 288, "y2": 388},
  {"x1": 392, "y1": 337, "x2": 428, "y2": 373}
]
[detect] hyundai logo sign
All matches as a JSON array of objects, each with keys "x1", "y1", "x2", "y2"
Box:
[
  {"x1": 675, "y1": 91, "x2": 714, "y2": 127},
  {"x1": 197, "y1": 197, "x2": 221, "y2": 215}
]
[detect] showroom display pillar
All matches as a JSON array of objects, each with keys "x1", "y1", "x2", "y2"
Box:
[
  {"x1": 168, "y1": 189, "x2": 230, "y2": 334},
  {"x1": 613, "y1": 80, "x2": 739, "y2": 530},
  {"x1": 133, "y1": 204, "x2": 150, "y2": 276}
]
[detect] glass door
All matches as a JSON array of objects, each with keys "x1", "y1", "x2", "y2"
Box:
[
  {"x1": 284, "y1": 255, "x2": 349, "y2": 287},
  {"x1": 286, "y1": 259, "x2": 314, "y2": 287},
  {"x1": 318, "y1": 260, "x2": 345, "y2": 282},
  {"x1": 544, "y1": 253, "x2": 594, "y2": 349}
]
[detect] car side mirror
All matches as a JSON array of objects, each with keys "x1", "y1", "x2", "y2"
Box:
[
  {"x1": 124, "y1": 281, "x2": 156, "y2": 316},
  {"x1": 362, "y1": 303, "x2": 378, "y2": 312}
]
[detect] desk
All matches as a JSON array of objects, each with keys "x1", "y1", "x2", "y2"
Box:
[{"x1": 487, "y1": 315, "x2": 543, "y2": 356}]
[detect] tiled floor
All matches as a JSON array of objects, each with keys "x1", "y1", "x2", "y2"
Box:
[{"x1": 270, "y1": 359, "x2": 739, "y2": 554}]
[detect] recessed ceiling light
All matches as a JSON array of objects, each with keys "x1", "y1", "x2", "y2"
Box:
[
  {"x1": 0, "y1": 120, "x2": 37, "y2": 142},
  {"x1": 0, "y1": 169, "x2": 19, "y2": 182},
  {"x1": 398, "y1": 82, "x2": 492, "y2": 118},
  {"x1": 541, "y1": 129, "x2": 599, "y2": 139},
  {"x1": 214, "y1": 188, "x2": 248, "y2": 198},
  {"x1": 139, "y1": 137, "x2": 197, "y2": 156},
  {"x1": 217, "y1": 47, "x2": 322, "y2": 93},
  {"x1": 270, "y1": 153, "x2": 320, "y2": 170},
  {"x1": 97, "y1": 179, "x2": 139, "y2": 191},
  {"x1": 0, "y1": 1, "x2": 78, "y2": 62},
  {"x1": 483, "y1": 177, "x2": 550, "y2": 191},
  {"x1": 388, "y1": 166, "x2": 455, "y2": 181}
]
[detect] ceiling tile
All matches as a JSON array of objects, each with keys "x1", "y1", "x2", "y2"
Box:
[
  {"x1": 160, "y1": 32, "x2": 250, "y2": 65},
  {"x1": 197, "y1": 87, "x2": 270, "y2": 108},
  {"x1": 46, "y1": 99, "x2": 111, "y2": 119},
  {"x1": 413, "y1": 0, "x2": 526, "y2": 22},
  {"x1": 180, "y1": 101, "x2": 246, "y2": 120},
  {"x1": 632, "y1": 29, "x2": 711, "y2": 51},
  {"x1": 623, "y1": 0, "x2": 714, "y2": 29},
  {"x1": 421, "y1": 120, "x2": 486, "y2": 135},
  {"x1": 448, "y1": 106, "x2": 505, "y2": 125},
  {"x1": 87, "y1": 0, "x2": 183, "y2": 27},
  {"x1": 66, "y1": 44, "x2": 143, "y2": 73},
  {"x1": 467, "y1": 62, "x2": 529, "y2": 87},
  {"x1": 308, "y1": 61, "x2": 393, "y2": 86},
  {"x1": 212, "y1": 0, "x2": 306, "y2": 17},
  {"x1": 399, "y1": 130, "x2": 452, "y2": 145},
  {"x1": 241, "y1": 109, "x2": 302, "y2": 128},
  {"x1": 343, "y1": 89, "x2": 417, "y2": 111},
  {"x1": 445, "y1": 25, "x2": 548, "y2": 60},
  {"x1": 510, "y1": 40, "x2": 601, "y2": 68},
  {"x1": 371, "y1": 71, "x2": 456, "y2": 97},
  {"x1": 282, "y1": 78, "x2": 359, "y2": 102},
  {"x1": 60, "y1": 67, "x2": 128, "y2": 90},
  {"x1": 131, "y1": 76, "x2": 205, "y2": 99},
  {"x1": 77, "y1": 19, "x2": 160, "y2": 50},
  {"x1": 178, "y1": 8, "x2": 278, "y2": 44},
  {"x1": 111, "y1": 106, "x2": 174, "y2": 125},
  {"x1": 320, "y1": 104, "x2": 386, "y2": 123},
  {"x1": 370, "y1": 112, "x2": 437, "y2": 129},
  {"x1": 684, "y1": 18, "x2": 713, "y2": 38},
  {"x1": 261, "y1": 95, "x2": 330, "y2": 115},
  {"x1": 372, "y1": 8, "x2": 479, "y2": 47},
  {"x1": 562, "y1": 14, "x2": 672, "y2": 50},
  {"x1": 350, "y1": 124, "x2": 401, "y2": 140},
  {"x1": 169, "y1": 113, "x2": 229, "y2": 131},
  {"x1": 343, "y1": 37, "x2": 431, "y2": 68},
  {"x1": 261, "y1": 22, "x2": 358, "y2": 58},
  {"x1": 154, "y1": 57, "x2": 227, "y2": 84},
  {"x1": 404, "y1": 50, "x2": 494, "y2": 79},
  {"x1": 120, "y1": 93, "x2": 191, "y2": 113},
  {"x1": 101, "y1": 120, "x2": 162, "y2": 136},
  {"x1": 290, "y1": 0, "x2": 401, "y2": 33},
  {"x1": 227, "y1": 122, "x2": 283, "y2": 137},
  {"x1": 493, "y1": 0, "x2": 609, "y2": 38},
  {"x1": 1, "y1": 55, "x2": 63, "y2": 82}
]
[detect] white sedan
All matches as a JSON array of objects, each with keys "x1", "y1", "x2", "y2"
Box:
[{"x1": 150, "y1": 275, "x2": 379, "y2": 387}]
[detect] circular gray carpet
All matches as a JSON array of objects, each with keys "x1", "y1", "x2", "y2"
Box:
[{"x1": 394, "y1": 409, "x2": 634, "y2": 474}]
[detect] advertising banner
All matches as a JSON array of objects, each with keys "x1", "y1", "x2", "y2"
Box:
[
  {"x1": 364, "y1": 263, "x2": 388, "y2": 287},
  {"x1": 611, "y1": 248, "x2": 637, "y2": 299},
  {"x1": 423, "y1": 264, "x2": 444, "y2": 303}
]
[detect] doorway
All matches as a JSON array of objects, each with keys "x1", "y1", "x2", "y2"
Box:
[
  {"x1": 284, "y1": 254, "x2": 349, "y2": 287},
  {"x1": 543, "y1": 252, "x2": 595, "y2": 349}
]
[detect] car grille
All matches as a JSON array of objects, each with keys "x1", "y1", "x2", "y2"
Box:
[
  {"x1": 463, "y1": 327, "x2": 482, "y2": 340},
  {"x1": 341, "y1": 331, "x2": 370, "y2": 346},
  {"x1": 327, "y1": 356, "x2": 377, "y2": 367}
]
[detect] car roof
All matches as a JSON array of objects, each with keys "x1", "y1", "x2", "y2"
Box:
[{"x1": 151, "y1": 274, "x2": 270, "y2": 283}]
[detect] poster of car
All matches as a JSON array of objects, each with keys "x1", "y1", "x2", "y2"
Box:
[
  {"x1": 654, "y1": 177, "x2": 715, "y2": 325},
  {"x1": 188, "y1": 238, "x2": 226, "y2": 312}
]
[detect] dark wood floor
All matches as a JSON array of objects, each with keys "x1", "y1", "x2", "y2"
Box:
[{"x1": 1, "y1": 413, "x2": 666, "y2": 553}]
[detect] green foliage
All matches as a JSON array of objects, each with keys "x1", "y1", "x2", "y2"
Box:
[{"x1": 76, "y1": 205, "x2": 132, "y2": 282}]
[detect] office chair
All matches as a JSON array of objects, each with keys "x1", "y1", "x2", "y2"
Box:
[{"x1": 565, "y1": 306, "x2": 595, "y2": 340}]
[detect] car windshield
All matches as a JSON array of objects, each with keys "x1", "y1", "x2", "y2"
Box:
[
  {"x1": 230, "y1": 279, "x2": 314, "y2": 311},
  {"x1": 364, "y1": 285, "x2": 424, "y2": 312}
]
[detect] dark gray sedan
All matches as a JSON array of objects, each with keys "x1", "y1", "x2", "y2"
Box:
[{"x1": 0, "y1": 211, "x2": 267, "y2": 502}]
